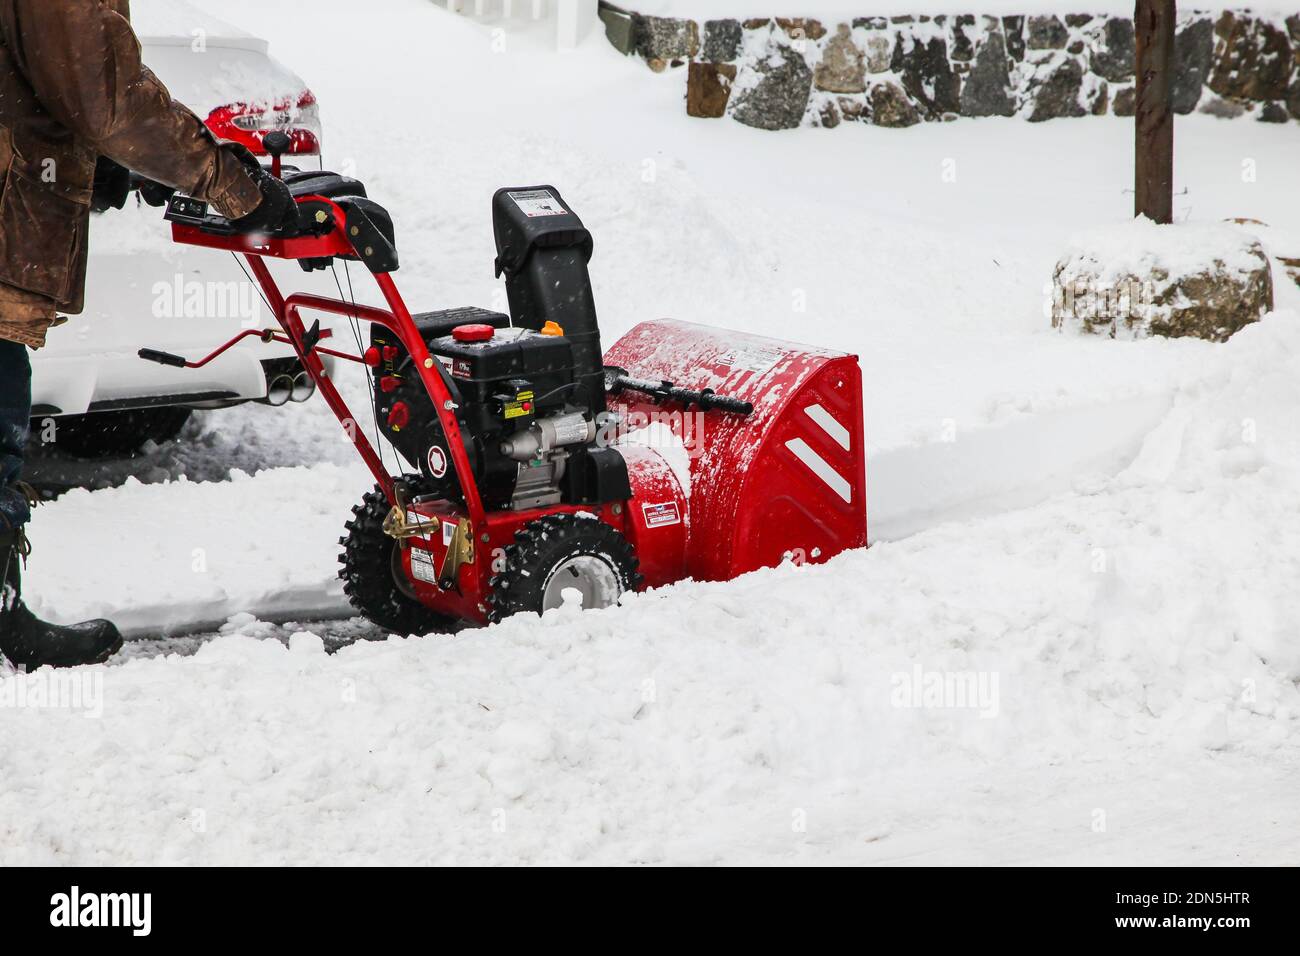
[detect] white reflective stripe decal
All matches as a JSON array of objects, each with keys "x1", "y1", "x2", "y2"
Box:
[
  {"x1": 785, "y1": 438, "x2": 852, "y2": 503},
  {"x1": 803, "y1": 403, "x2": 851, "y2": 451}
]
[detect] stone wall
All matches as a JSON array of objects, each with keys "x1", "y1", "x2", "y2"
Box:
[{"x1": 601, "y1": 5, "x2": 1300, "y2": 129}]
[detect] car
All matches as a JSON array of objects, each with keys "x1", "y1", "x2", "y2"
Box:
[{"x1": 29, "y1": 0, "x2": 333, "y2": 458}]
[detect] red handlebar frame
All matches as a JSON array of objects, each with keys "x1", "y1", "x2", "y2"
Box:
[{"x1": 169, "y1": 197, "x2": 488, "y2": 530}]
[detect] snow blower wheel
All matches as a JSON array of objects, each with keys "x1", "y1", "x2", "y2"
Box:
[
  {"x1": 487, "y1": 514, "x2": 640, "y2": 623},
  {"x1": 339, "y1": 478, "x2": 457, "y2": 635}
]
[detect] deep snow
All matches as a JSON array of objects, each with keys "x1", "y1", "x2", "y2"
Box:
[{"x1": 4, "y1": 0, "x2": 1300, "y2": 865}]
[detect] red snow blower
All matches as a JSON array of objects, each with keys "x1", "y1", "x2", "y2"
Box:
[{"x1": 142, "y1": 137, "x2": 867, "y2": 631}]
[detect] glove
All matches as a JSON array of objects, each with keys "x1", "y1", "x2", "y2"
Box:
[
  {"x1": 136, "y1": 178, "x2": 176, "y2": 208},
  {"x1": 230, "y1": 166, "x2": 299, "y2": 235},
  {"x1": 91, "y1": 156, "x2": 131, "y2": 213}
]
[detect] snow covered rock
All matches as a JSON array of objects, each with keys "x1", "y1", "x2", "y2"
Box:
[
  {"x1": 892, "y1": 27, "x2": 960, "y2": 119},
  {"x1": 701, "y1": 18, "x2": 742, "y2": 63},
  {"x1": 632, "y1": 14, "x2": 698, "y2": 67},
  {"x1": 1207, "y1": 12, "x2": 1292, "y2": 103},
  {"x1": 730, "y1": 40, "x2": 813, "y2": 130},
  {"x1": 1172, "y1": 17, "x2": 1215, "y2": 114},
  {"x1": 1027, "y1": 15, "x2": 1069, "y2": 51},
  {"x1": 959, "y1": 28, "x2": 1015, "y2": 118},
  {"x1": 1051, "y1": 220, "x2": 1275, "y2": 342},
  {"x1": 1027, "y1": 56, "x2": 1086, "y2": 122},
  {"x1": 814, "y1": 24, "x2": 866, "y2": 94},
  {"x1": 869, "y1": 79, "x2": 920, "y2": 127},
  {"x1": 1089, "y1": 17, "x2": 1135, "y2": 82}
]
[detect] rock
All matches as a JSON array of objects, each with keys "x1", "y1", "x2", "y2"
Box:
[
  {"x1": 817, "y1": 98, "x2": 841, "y2": 128},
  {"x1": 1003, "y1": 16, "x2": 1026, "y2": 61},
  {"x1": 1028, "y1": 57, "x2": 1085, "y2": 122},
  {"x1": 1289, "y1": 79, "x2": 1300, "y2": 120},
  {"x1": 892, "y1": 32, "x2": 960, "y2": 118},
  {"x1": 1258, "y1": 100, "x2": 1290, "y2": 123},
  {"x1": 837, "y1": 95, "x2": 869, "y2": 122},
  {"x1": 776, "y1": 18, "x2": 826, "y2": 42},
  {"x1": 1171, "y1": 18, "x2": 1214, "y2": 114},
  {"x1": 853, "y1": 17, "x2": 889, "y2": 31},
  {"x1": 1067, "y1": 39, "x2": 1084, "y2": 55},
  {"x1": 1208, "y1": 13, "x2": 1292, "y2": 102},
  {"x1": 1088, "y1": 79, "x2": 1109, "y2": 115},
  {"x1": 1027, "y1": 16, "x2": 1068, "y2": 51},
  {"x1": 1064, "y1": 14, "x2": 1093, "y2": 29},
  {"x1": 1051, "y1": 222, "x2": 1274, "y2": 342},
  {"x1": 1090, "y1": 18, "x2": 1135, "y2": 82},
  {"x1": 869, "y1": 80, "x2": 921, "y2": 127},
  {"x1": 1200, "y1": 96, "x2": 1245, "y2": 118},
  {"x1": 960, "y1": 30, "x2": 1015, "y2": 117},
  {"x1": 742, "y1": 18, "x2": 771, "y2": 31},
  {"x1": 730, "y1": 47, "x2": 814, "y2": 130},
  {"x1": 687, "y1": 62, "x2": 737, "y2": 118},
  {"x1": 1288, "y1": 14, "x2": 1300, "y2": 45},
  {"x1": 864, "y1": 33, "x2": 892, "y2": 73},
  {"x1": 1112, "y1": 85, "x2": 1136, "y2": 116},
  {"x1": 814, "y1": 24, "x2": 866, "y2": 93},
  {"x1": 702, "y1": 19, "x2": 743, "y2": 62},
  {"x1": 950, "y1": 14, "x2": 977, "y2": 62},
  {"x1": 632, "y1": 15, "x2": 699, "y2": 62}
]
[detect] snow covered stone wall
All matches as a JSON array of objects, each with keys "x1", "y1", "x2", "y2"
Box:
[{"x1": 604, "y1": 6, "x2": 1300, "y2": 128}]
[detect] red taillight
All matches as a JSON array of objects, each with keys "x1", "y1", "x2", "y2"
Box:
[{"x1": 206, "y1": 89, "x2": 322, "y2": 156}]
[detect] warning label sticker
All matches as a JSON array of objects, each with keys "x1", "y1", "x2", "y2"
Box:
[
  {"x1": 409, "y1": 547, "x2": 438, "y2": 585},
  {"x1": 642, "y1": 501, "x2": 682, "y2": 529},
  {"x1": 509, "y1": 189, "x2": 567, "y2": 218},
  {"x1": 717, "y1": 343, "x2": 786, "y2": 375}
]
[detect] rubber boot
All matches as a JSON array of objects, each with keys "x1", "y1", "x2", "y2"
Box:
[{"x1": 0, "y1": 526, "x2": 122, "y2": 669}]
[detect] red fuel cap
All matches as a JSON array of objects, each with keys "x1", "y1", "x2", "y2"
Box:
[{"x1": 452, "y1": 323, "x2": 495, "y2": 343}]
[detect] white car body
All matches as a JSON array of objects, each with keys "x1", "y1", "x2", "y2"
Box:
[{"x1": 30, "y1": 0, "x2": 334, "y2": 420}]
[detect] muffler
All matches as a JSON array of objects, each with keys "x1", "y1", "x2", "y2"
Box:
[
  {"x1": 264, "y1": 374, "x2": 294, "y2": 407},
  {"x1": 290, "y1": 371, "x2": 316, "y2": 403}
]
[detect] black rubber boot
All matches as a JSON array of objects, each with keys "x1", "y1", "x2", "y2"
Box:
[{"x1": 0, "y1": 526, "x2": 122, "y2": 669}]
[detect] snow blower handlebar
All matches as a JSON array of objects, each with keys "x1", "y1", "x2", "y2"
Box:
[{"x1": 148, "y1": 169, "x2": 489, "y2": 529}]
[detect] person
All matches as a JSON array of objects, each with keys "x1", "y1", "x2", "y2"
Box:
[{"x1": 0, "y1": 0, "x2": 298, "y2": 668}]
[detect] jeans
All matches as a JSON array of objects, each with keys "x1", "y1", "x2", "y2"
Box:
[{"x1": 0, "y1": 338, "x2": 31, "y2": 531}]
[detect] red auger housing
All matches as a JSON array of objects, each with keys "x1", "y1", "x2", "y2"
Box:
[{"x1": 148, "y1": 148, "x2": 866, "y2": 631}]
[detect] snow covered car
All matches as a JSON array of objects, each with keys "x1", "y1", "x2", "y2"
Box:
[{"x1": 29, "y1": 0, "x2": 331, "y2": 457}]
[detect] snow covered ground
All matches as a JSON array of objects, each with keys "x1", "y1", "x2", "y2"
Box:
[{"x1": 3, "y1": 0, "x2": 1300, "y2": 864}]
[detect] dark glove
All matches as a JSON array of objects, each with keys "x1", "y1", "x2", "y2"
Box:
[
  {"x1": 136, "y1": 178, "x2": 176, "y2": 208},
  {"x1": 91, "y1": 157, "x2": 131, "y2": 213},
  {"x1": 230, "y1": 167, "x2": 298, "y2": 235}
]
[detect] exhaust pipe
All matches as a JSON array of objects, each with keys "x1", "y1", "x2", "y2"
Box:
[
  {"x1": 264, "y1": 374, "x2": 294, "y2": 407},
  {"x1": 290, "y1": 371, "x2": 316, "y2": 403}
]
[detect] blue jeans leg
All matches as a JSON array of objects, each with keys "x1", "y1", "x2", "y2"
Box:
[{"x1": 0, "y1": 338, "x2": 32, "y2": 531}]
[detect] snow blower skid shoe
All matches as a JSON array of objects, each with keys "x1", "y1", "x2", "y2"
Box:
[{"x1": 148, "y1": 140, "x2": 867, "y2": 632}]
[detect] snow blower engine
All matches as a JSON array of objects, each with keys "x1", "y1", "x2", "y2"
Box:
[{"x1": 145, "y1": 139, "x2": 867, "y2": 632}]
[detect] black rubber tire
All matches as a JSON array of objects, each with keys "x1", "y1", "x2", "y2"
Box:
[
  {"x1": 487, "y1": 514, "x2": 641, "y2": 624},
  {"x1": 338, "y1": 477, "x2": 457, "y2": 636},
  {"x1": 33, "y1": 406, "x2": 194, "y2": 459}
]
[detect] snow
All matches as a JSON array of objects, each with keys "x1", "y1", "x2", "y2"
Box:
[
  {"x1": 1058, "y1": 217, "x2": 1273, "y2": 288},
  {"x1": 6, "y1": 0, "x2": 1300, "y2": 864}
]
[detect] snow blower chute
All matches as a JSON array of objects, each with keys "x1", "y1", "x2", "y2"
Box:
[{"x1": 142, "y1": 139, "x2": 867, "y2": 631}]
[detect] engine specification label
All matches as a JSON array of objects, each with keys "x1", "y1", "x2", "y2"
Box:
[
  {"x1": 509, "y1": 189, "x2": 567, "y2": 218},
  {"x1": 642, "y1": 501, "x2": 682, "y2": 529},
  {"x1": 409, "y1": 546, "x2": 438, "y2": 585}
]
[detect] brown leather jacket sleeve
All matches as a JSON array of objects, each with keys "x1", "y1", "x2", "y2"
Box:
[{"x1": 5, "y1": 0, "x2": 261, "y2": 219}]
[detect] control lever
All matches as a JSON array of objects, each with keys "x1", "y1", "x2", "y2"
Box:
[{"x1": 263, "y1": 130, "x2": 292, "y2": 179}]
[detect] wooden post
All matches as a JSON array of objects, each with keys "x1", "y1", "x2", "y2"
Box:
[{"x1": 1134, "y1": 0, "x2": 1175, "y2": 223}]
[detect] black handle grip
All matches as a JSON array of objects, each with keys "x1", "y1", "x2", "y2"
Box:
[
  {"x1": 138, "y1": 348, "x2": 188, "y2": 368},
  {"x1": 610, "y1": 374, "x2": 754, "y2": 417}
]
